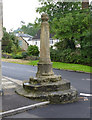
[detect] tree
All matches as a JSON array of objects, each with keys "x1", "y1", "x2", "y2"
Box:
[
  {"x1": 52, "y1": 9, "x2": 90, "y2": 49},
  {"x1": 36, "y1": 1, "x2": 91, "y2": 65},
  {"x1": 2, "y1": 28, "x2": 20, "y2": 53},
  {"x1": 36, "y1": 1, "x2": 82, "y2": 28},
  {"x1": 20, "y1": 23, "x2": 40, "y2": 37}
]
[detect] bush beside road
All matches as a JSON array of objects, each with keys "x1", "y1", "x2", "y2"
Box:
[{"x1": 2, "y1": 58, "x2": 91, "y2": 73}]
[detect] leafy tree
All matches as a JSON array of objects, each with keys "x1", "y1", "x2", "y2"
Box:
[
  {"x1": 52, "y1": 9, "x2": 90, "y2": 49},
  {"x1": 2, "y1": 28, "x2": 20, "y2": 53},
  {"x1": 36, "y1": 1, "x2": 90, "y2": 49},
  {"x1": 19, "y1": 23, "x2": 40, "y2": 37},
  {"x1": 36, "y1": 1, "x2": 82, "y2": 28},
  {"x1": 36, "y1": 1, "x2": 91, "y2": 65},
  {"x1": 36, "y1": 1, "x2": 84, "y2": 50},
  {"x1": 27, "y1": 45, "x2": 39, "y2": 56}
]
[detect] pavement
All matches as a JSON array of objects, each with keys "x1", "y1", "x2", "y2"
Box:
[
  {"x1": 1, "y1": 62, "x2": 92, "y2": 119},
  {"x1": 1, "y1": 76, "x2": 49, "y2": 119},
  {"x1": 1, "y1": 76, "x2": 91, "y2": 120}
]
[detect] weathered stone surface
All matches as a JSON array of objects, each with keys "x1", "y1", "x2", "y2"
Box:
[
  {"x1": 36, "y1": 63, "x2": 54, "y2": 77},
  {"x1": 16, "y1": 86, "x2": 78, "y2": 104},
  {"x1": 29, "y1": 75, "x2": 62, "y2": 84},
  {"x1": 23, "y1": 79, "x2": 70, "y2": 92},
  {"x1": 36, "y1": 13, "x2": 53, "y2": 77}
]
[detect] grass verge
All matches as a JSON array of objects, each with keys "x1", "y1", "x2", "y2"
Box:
[{"x1": 2, "y1": 58, "x2": 91, "y2": 73}]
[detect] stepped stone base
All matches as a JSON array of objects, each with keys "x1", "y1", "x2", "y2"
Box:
[{"x1": 16, "y1": 75, "x2": 78, "y2": 104}]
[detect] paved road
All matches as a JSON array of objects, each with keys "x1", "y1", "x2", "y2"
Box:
[
  {"x1": 2, "y1": 62, "x2": 90, "y2": 93},
  {"x1": 2, "y1": 62, "x2": 91, "y2": 118}
]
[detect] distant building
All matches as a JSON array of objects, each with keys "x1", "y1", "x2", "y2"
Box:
[
  {"x1": 17, "y1": 36, "x2": 29, "y2": 51},
  {"x1": 15, "y1": 33, "x2": 33, "y2": 42},
  {"x1": 15, "y1": 30, "x2": 59, "y2": 50},
  {"x1": 32, "y1": 30, "x2": 59, "y2": 50},
  {"x1": 15, "y1": 33, "x2": 32, "y2": 51}
]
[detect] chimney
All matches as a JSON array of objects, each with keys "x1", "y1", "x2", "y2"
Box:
[{"x1": 82, "y1": 0, "x2": 89, "y2": 9}]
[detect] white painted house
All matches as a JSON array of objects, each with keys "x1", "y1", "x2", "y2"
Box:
[
  {"x1": 15, "y1": 33, "x2": 33, "y2": 44},
  {"x1": 15, "y1": 30, "x2": 59, "y2": 50}
]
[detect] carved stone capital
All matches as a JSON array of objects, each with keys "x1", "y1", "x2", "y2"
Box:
[{"x1": 41, "y1": 13, "x2": 49, "y2": 22}]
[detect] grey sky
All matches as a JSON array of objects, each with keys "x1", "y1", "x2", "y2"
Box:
[{"x1": 3, "y1": 0, "x2": 41, "y2": 32}]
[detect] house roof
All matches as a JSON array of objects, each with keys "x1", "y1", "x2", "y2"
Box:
[
  {"x1": 14, "y1": 28, "x2": 23, "y2": 33},
  {"x1": 33, "y1": 29, "x2": 54, "y2": 40},
  {"x1": 15, "y1": 33, "x2": 33, "y2": 38}
]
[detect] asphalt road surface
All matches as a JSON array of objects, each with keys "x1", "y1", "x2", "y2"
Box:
[{"x1": 2, "y1": 62, "x2": 91, "y2": 119}]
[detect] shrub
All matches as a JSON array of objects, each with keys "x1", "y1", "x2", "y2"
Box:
[
  {"x1": 2, "y1": 53, "x2": 12, "y2": 59},
  {"x1": 27, "y1": 45, "x2": 39, "y2": 56},
  {"x1": 50, "y1": 48, "x2": 91, "y2": 66},
  {"x1": 25, "y1": 56, "x2": 39, "y2": 60},
  {"x1": 22, "y1": 52, "x2": 28, "y2": 58},
  {"x1": 12, "y1": 52, "x2": 23, "y2": 59}
]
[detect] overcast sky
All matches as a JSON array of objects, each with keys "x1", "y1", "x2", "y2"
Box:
[
  {"x1": 3, "y1": 0, "x2": 91, "y2": 32},
  {"x1": 3, "y1": 0, "x2": 41, "y2": 32}
]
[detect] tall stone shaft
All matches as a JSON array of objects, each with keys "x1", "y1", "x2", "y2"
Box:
[
  {"x1": 36, "y1": 14, "x2": 54, "y2": 77},
  {"x1": 40, "y1": 14, "x2": 51, "y2": 64}
]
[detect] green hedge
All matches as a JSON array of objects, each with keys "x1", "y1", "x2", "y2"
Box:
[{"x1": 50, "y1": 48, "x2": 91, "y2": 66}]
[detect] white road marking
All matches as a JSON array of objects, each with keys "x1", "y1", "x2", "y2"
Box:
[
  {"x1": 2, "y1": 81, "x2": 13, "y2": 84},
  {"x1": 26, "y1": 70, "x2": 36, "y2": 73},
  {"x1": 4, "y1": 85, "x2": 16, "y2": 89},
  {"x1": 2, "y1": 76, "x2": 22, "y2": 86},
  {"x1": 0, "y1": 101, "x2": 50, "y2": 118},
  {"x1": 2, "y1": 76, "x2": 22, "y2": 89},
  {"x1": 82, "y1": 78, "x2": 91, "y2": 81},
  {"x1": 80, "y1": 93, "x2": 92, "y2": 97}
]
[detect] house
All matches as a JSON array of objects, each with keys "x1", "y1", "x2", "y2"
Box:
[
  {"x1": 17, "y1": 36, "x2": 28, "y2": 51},
  {"x1": 15, "y1": 33, "x2": 33, "y2": 51},
  {"x1": 15, "y1": 30, "x2": 59, "y2": 50},
  {"x1": 15, "y1": 33, "x2": 33, "y2": 43},
  {"x1": 31, "y1": 30, "x2": 59, "y2": 50}
]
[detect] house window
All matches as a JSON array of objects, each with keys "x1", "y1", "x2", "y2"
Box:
[
  {"x1": 35, "y1": 41, "x2": 37, "y2": 45},
  {"x1": 52, "y1": 40, "x2": 53, "y2": 44},
  {"x1": 50, "y1": 40, "x2": 53, "y2": 44},
  {"x1": 19, "y1": 40, "x2": 22, "y2": 47}
]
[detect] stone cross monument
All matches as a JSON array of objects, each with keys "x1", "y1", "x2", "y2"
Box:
[
  {"x1": 0, "y1": 0, "x2": 3, "y2": 94},
  {"x1": 16, "y1": 13, "x2": 78, "y2": 104}
]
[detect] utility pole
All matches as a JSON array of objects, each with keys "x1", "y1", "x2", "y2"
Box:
[{"x1": 0, "y1": 0, "x2": 3, "y2": 95}]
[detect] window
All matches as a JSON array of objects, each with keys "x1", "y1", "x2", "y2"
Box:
[
  {"x1": 35, "y1": 41, "x2": 37, "y2": 45},
  {"x1": 50, "y1": 40, "x2": 53, "y2": 44},
  {"x1": 19, "y1": 40, "x2": 22, "y2": 46}
]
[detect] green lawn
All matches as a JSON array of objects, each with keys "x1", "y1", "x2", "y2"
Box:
[
  {"x1": 28, "y1": 60, "x2": 91, "y2": 73},
  {"x1": 2, "y1": 58, "x2": 91, "y2": 73}
]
